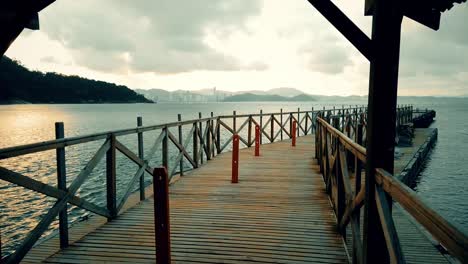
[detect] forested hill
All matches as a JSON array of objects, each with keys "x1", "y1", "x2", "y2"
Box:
[{"x1": 0, "y1": 57, "x2": 153, "y2": 104}]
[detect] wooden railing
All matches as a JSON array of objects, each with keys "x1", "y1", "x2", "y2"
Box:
[
  {"x1": 1, "y1": 106, "x2": 368, "y2": 263},
  {"x1": 315, "y1": 113, "x2": 468, "y2": 263}
]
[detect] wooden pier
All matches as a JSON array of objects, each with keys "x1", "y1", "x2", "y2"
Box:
[
  {"x1": 29, "y1": 136, "x2": 349, "y2": 263},
  {"x1": 1, "y1": 106, "x2": 467, "y2": 264}
]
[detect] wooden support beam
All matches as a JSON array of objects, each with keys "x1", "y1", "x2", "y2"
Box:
[
  {"x1": 363, "y1": 0, "x2": 403, "y2": 262},
  {"x1": 306, "y1": 0, "x2": 373, "y2": 61}
]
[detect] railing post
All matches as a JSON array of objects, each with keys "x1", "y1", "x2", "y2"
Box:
[
  {"x1": 177, "y1": 114, "x2": 184, "y2": 176},
  {"x1": 233, "y1": 111, "x2": 237, "y2": 132},
  {"x1": 211, "y1": 112, "x2": 215, "y2": 158},
  {"x1": 280, "y1": 108, "x2": 283, "y2": 140},
  {"x1": 153, "y1": 167, "x2": 171, "y2": 264},
  {"x1": 248, "y1": 115, "x2": 252, "y2": 147},
  {"x1": 410, "y1": 105, "x2": 413, "y2": 121},
  {"x1": 207, "y1": 115, "x2": 212, "y2": 161},
  {"x1": 162, "y1": 126, "x2": 169, "y2": 171},
  {"x1": 292, "y1": 121, "x2": 297, "y2": 147},
  {"x1": 232, "y1": 134, "x2": 239, "y2": 183},
  {"x1": 305, "y1": 110, "x2": 309, "y2": 135},
  {"x1": 289, "y1": 113, "x2": 293, "y2": 138},
  {"x1": 311, "y1": 107, "x2": 315, "y2": 133},
  {"x1": 270, "y1": 114, "x2": 274, "y2": 142},
  {"x1": 336, "y1": 144, "x2": 345, "y2": 226},
  {"x1": 356, "y1": 122, "x2": 364, "y2": 194},
  {"x1": 216, "y1": 117, "x2": 221, "y2": 154},
  {"x1": 137, "y1": 117, "x2": 145, "y2": 201},
  {"x1": 55, "y1": 122, "x2": 69, "y2": 248},
  {"x1": 193, "y1": 122, "x2": 199, "y2": 168},
  {"x1": 106, "y1": 134, "x2": 117, "y2": 219},
  {"x1": 297, "y1": 108, "x2": 300, "y2": 137},
  {"x1": 198, "y1": 112, "x2": 203, "y2": 164},
  {"x1": 260, "y1": 109, "x2": 263, "y2": 144},
  {"x1": 342, "y1": 105, "x2": 345, "y2": 131},
  {"x1": 255, "y1": 125, "x2": 260, "y2": 156}
]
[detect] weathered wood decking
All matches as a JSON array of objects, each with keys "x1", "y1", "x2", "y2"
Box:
[
  {"x1": 24, "y1": 136, "x2": 347, "y2": 263},
  {"x1": 22, "y1": 135, "x2": 450, "y2": 263}
]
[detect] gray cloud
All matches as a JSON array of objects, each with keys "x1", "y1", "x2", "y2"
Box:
[
  {"x1": 399, "y1": 3, "x2": 468, "y2": 88},
  {"x1": 40, "y1": 0, "x2": 261, "y2": 74},
  {"x1": 306, "y1": 47, "x2": 352, "y2": 74},
  {"x1": 299, "y1": 36, "x2": 353, "y2": 75}
]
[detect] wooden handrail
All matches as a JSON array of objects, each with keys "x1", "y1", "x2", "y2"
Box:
[
  {"x1": 315, "y1": 111, "x2": 468, "y2": 264},
  {"x1": 0, "y1": 107, "x2": 369, "y2": 159},
  {"x1": 376, "y1": 168, "x2": 468, "y2": 262},
  {"x1": 317, "y1": 117, "x2": 366, "y2": 161}
]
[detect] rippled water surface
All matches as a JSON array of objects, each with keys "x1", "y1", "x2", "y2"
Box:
[{"x1": 0, "y1": 99, "x2": 467, "y2": 255}]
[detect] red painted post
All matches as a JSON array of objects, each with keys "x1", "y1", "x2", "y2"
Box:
[
  {"x1": 232, "y1": 134, "x2": 239, "y2": 183},
  {"x1": 292, "y1": 121, "x2": 297, "y2": 147},
  {"x1": 153, "y1": 167, "x2": 171, "y2": 264},
  {"x1": 255, "y1": 125, "x2": 260, "y2": 156}
]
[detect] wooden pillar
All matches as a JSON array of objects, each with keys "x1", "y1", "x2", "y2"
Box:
[
  {"x1": 255, "y1": 125, "x2": 260, "y2": 156},
  {"x1": 193, "y1": 122, "x2": 199, "y2": 168},
  {"x1": 216, "y1": 118, "x2": 221, "y2": 154},
  {"x1": 311, "y1": 107, "x2": 315, "y2": 133},
  {"x1": 162, "y1": 127, "x2": 169, "y2": 171},
  {"x1": 106, "y1": 134, "x2": 117, "y2": 219},
  {"x1": 363, "y1": 0, "x2": 403, "y2": 262},
  {"x1": 177, "y1": 114, "x2": 184, "y2": 175},
  {"x1": 292, "y1": 121, "x2": 297, "y2": 147},
  {"x1": 55, "y1": 122, "x2": 68, "y2": 248},
  {"x1": 233, "y1": 111, "x2": 237, "y2": 132},
  {"x1": 137, "y1": 117, "x2": 145, "y2": 201},
  {"x1": 153, "y1": 167, "x2": 171, "y2": 264},
  {"x1": 248, "y1": 115, "x2": 252, "y2": 147},
  {"x1": 289, "y1": 113, "x2": 293, "y2": 138},
  {"x1": 259, "y1": 110, "x2": 263, "y2": 144},
  {"x1": 297, "y1": 108, "x2": 300, "y2": 137},
  {"x1": 206, "y1": 115, "x2": 211, "y2": 161},
  {"x1": 270, "y1": 114, "x2": 274, "y2": 142},
  {"x1": 198, "y1": 113, "x2": 203, "y2": 164},
  {"x1": 280, "y1": 109, "x2": 283, "y2": 140},
  {"x1": 211, "y1": 112, "x2": 215, "y2": 158},
  {"x1": 232, "y1": 135, "x2": 239, "y2": 183}
]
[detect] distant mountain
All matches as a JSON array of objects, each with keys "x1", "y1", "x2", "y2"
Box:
[
  {"x1": 267, "y1": 88, "x2": 305, "y2": 97},
  {"x1": 0, "y1": 57, "x2": 153, "y2": 104},
  {"x1": 136, "y1": 87, "x2": 313, "y2": 102},
  {"x1": 223, "y1": 93, "x2": 317, "y2": 102}
]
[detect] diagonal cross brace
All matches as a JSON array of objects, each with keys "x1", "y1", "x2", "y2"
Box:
[{"x1": 306, "y1": 0, "x2": 373, "y2": 61}]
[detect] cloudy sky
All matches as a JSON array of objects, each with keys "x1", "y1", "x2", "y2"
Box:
[{"x1": 5, "y1": 0, "x2": 468, "y2": 96}]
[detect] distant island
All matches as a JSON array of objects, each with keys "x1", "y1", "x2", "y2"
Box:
[
  {"x1": 223, "y1": 93, "x2": 317, "y2": 102},
  {"x1": 0, "y1": 57, "x2": 153, "y2": 104}
]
